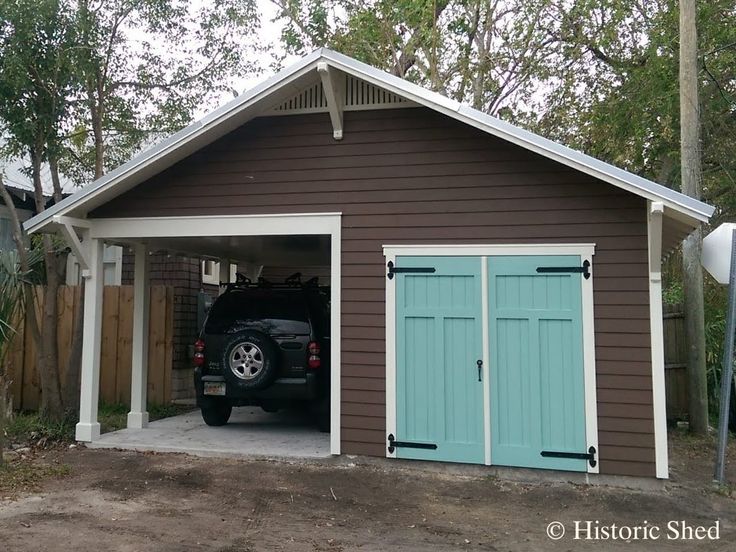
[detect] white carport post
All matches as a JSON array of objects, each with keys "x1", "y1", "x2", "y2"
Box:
[
  {"x1": 128, "y1": 243, "x2": 150, "y2": 428},
  {"x1": 75, "y1": 237, "x2": 105, "y2": 442}
]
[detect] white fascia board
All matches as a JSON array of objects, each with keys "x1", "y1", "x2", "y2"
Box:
[
  {"x1": 320, "y1": 49, "x2": 713, "y2": 224},
  {"x1": 23, "y1": 50, "x2": 325, "y2": 235},
  {"x1": 89, "y1": 212, "x2": 342, "y2": 239}
]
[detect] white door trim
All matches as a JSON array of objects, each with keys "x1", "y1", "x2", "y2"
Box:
[
  {"x1": 83, "y1": 212, "x2": 342, "y2": 456},
  {"x1": 384, "y1": 250, "x2": 397, "y2": 459},
  {"x1": 383, "y1": 243, "x2": 599, "y2": 474}
]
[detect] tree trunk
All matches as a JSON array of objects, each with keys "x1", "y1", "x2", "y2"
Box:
[
  {"x1": 29, "y1": 149, "x2": 65, "y2": 421},
  {"x1": 679, "y1": 0, "x2": 708, "y2": 434}
]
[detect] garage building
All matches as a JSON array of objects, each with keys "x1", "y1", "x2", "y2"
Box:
[{"x1": 23, "y1": 49, "x2": 714, "y2": 480}]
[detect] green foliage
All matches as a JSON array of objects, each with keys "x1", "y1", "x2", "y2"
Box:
[
  {"x1": 62, "y1": 0, "x2": 262, "y2": 183},
  {"x1": 0, "y1": 0, "x2": 79, "y2": 164},
  {"x1": 533, "y1": 0, "x2": 736, "y2": 219},
  {"x1": 3, "y1": 411, "x2": 75, "y2": 444},
  {"x1": 0, "y1": 246, "x2": 45, "y2": 364}
]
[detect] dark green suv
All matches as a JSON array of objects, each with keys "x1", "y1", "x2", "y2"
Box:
[{"x1": 193, "y1": 275, "x2": 330, "y2": 430}]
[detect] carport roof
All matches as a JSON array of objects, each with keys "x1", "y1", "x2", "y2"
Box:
[{"x1": 24, "y1": 48, "x2": 714, "y2": 236}]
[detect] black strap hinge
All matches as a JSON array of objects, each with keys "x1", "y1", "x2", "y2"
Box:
[
  {"x1": 387, "y1": 434, "x2": 438, "y2": 453},
  {"x1": 536, "y1": 260, "x2": 591, "y2": 279},
  {"x1": 541, "y1": 446, "x2": 597, "y2": 468},
  {"x1": 386, "y1": 261, "x2": 436, "y2": 280}
]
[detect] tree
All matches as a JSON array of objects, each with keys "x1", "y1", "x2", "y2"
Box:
[
  {"x1": 532, "y1": 0, "x2": 735, "y2": 424},
  {"x1": 0, "y1": 0, "x2": 80, "y2": 421},
  {"x1": 272, "y1": 0, "x2": 562, "y2": 117},
  {"x1": 680, "y1": 0, "x2": 708, "y2": 434},
  {"x1": 67, "y1": 0, "x2": 262, "y2": 182},
  {"x1": 0, "y1": 0, "x2": 261, "y2": 421}
]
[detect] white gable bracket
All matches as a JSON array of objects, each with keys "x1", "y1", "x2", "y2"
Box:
[
  {"x1": 317, "y1": 62, "x2": 344, "y2": 140},
  {"x1": 53, "y1": 215, "x2": 92, "y2": 273}
]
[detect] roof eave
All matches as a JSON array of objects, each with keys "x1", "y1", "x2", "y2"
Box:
[
  {"x1": 24, "y1": 47, "x2": 714, "y2": 234},
  {"x1": 23, "y1": 49, "x2": 326, "y2": 235}
]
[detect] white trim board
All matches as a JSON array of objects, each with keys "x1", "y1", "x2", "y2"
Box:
[
  {"x1": 648, "y1": 201, "x2": 669, "y2": 479},
  {"x1": 89, "y1": 212, "x2": 343, "y2": 239},
  {"x1": 79, "y1": 212, "x2": 343, "y2": 456},
  {"x1": 384, "y1": 243, "x2": 599, "y2": 474},
  {"x1": 383, "y1": 244, "x2": 596, "y2": 257}
]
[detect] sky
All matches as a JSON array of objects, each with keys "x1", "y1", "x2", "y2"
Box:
[{"x1": 2, "y1": 0, "x2": 302, "y2": 192}]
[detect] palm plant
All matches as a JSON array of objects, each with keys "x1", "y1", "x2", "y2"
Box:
[{"x1": 0, "y1": 245, "x2": 44, "y2": 465}]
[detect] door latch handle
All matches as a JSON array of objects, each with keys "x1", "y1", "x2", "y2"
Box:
[{"x1": 476, "y1": 359, "x2": 483, "y2": 382}]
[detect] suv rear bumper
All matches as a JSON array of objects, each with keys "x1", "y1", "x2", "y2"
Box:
[{"x1": 194, "y1": 367, "x2": 319, "y2": 406}]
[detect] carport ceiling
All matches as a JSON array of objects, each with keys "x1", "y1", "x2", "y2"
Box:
[{"x1": 125, "y1": 234, "x2": 331, "y2": 267}]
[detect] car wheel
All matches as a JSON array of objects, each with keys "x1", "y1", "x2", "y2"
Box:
[
  {"x1": 221, "y1": 330, "x2": 278, "y2": 391},
  {"x1": 201, "y1": 401, "x2": 232, "y2": 426}
]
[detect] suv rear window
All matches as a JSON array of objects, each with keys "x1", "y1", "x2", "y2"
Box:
[{"x1": 205, "y1": 289, "x2": 309, "y2": 333}]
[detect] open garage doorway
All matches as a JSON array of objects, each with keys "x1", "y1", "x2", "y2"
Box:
[{"x1": 76, "y1": 213, "x2": 342, "y2": 458}]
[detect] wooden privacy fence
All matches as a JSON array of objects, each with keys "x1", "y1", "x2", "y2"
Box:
[
  {"x1": 6, "y1": 285, "x2": 174, "y2": 411},
  {"x1": 663, "y1": 303, "x2": 688, "y2": 421}
]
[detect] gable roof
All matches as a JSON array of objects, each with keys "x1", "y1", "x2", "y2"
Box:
[{"x1": 24, "y1": 48, "x2": 714, "y2": 238}]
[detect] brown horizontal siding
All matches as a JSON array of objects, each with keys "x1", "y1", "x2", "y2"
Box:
[{"x1": 93, "y1": 107, "x2": 655, "y2": 477}]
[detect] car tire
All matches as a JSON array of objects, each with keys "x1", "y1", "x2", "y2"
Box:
[
  {"x1": 201, "y1": 402, "x2": 232, "y2": 426},
  {"x1": 221, "y1": 330, "x2": 278, "y2": 391}
]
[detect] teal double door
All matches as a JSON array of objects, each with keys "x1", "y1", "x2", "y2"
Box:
[{"x1": 393, "y1": 255, "x2": 589, "y2": 471}]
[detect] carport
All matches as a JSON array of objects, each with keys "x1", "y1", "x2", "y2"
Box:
[{"x1": 48, "y1": 212, "x2": 342, "y2": 455}]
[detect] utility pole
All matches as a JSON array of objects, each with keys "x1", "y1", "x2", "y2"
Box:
[{"x1": 680, "y1": 0, "x2": 709, "y2": 434}]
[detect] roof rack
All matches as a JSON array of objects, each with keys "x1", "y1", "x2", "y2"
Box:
[{"x1": 220, "y1": 272, "x2": 326, "y2": 292}]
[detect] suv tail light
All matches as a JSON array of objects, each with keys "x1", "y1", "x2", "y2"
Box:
[
  {"x1": 307, "y1": 341, "x2": 321, "y2": 369},
  {"x1": 193, "y1": 339, "x2": 205, "y2": 367}
]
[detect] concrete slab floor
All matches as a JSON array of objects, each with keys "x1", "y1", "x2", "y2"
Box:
[{"x1": 87, "y1": 407, "x2": 331, "y2": 459}]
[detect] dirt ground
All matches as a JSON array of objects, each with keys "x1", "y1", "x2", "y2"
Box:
[{"x1": 1, "y1": 432, "x2": 735, "y2": 551}]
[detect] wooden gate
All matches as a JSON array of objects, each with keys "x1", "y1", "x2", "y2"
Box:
[{"x1": 6, "y1": 285, "x2": 174, "y2": 410}]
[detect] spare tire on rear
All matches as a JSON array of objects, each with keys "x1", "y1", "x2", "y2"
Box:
[{"x1": 221, "y1": 330, "x2": 278, "y2": 390}]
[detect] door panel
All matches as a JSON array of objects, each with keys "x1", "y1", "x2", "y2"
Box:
[
  {"x1": 489, "y1": 256, "x2": 587, "y2": 472},
  {"x1": 395, "y1": 256, "x2": 484, "y2": 464}
]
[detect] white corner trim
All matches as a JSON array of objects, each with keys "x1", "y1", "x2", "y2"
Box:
[
  {"x1": 580, "y1": 250, "x2": 600, "y2": 474},
  {"x1": 648, "y1": 201, "x2": 669, "y2": 479},
  {"x1": 384, "y1": 249, "x2": 397, "y2": 458},
  {"x1": 383, "y1": 244, "x2": 596, "y2": 258}
]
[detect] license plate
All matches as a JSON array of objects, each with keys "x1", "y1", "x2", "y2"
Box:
[{"x1": 203, "y1": 382, "x2": 226, "y2": 396}]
